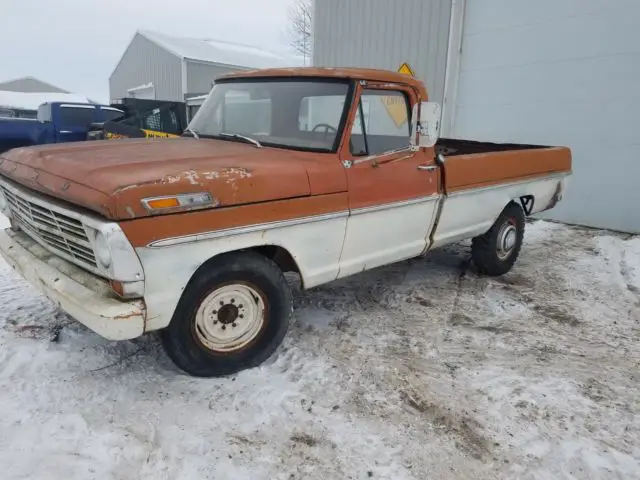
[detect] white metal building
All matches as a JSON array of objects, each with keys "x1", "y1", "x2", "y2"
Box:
[
  {"x1": 110, "y1": 30, "x2": 300, "y2": 103},
  {"x1": 314, "y1": 0, "x2": 640, "y2": 233}
]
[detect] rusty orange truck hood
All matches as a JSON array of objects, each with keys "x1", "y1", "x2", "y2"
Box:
[{"x1": 0, "y1": 138, "x2": 343, "y2": 220}]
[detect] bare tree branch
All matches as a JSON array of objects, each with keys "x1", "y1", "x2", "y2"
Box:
[{"x1": 285, "y1": 0, "x2": 313, "y2": 64}]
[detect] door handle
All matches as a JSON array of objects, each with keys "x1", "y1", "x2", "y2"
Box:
[
  {"x1": 417, "y1": 165, "x2": 438, "y2": 172},
  {"x1": 59, "y1": 130, "x2": 72, "y2": 133}
]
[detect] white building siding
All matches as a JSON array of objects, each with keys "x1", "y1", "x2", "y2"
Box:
[
  {"x1": 109, "y1": 34, "x2": 183, "y2": 102},
  {"x1": 185, "y1": 61, "x2": 251, "y2": 98},
  {"x1": 452, "y1": 0, "x2": 640, "y2": 233},
  {"x1": 313, "y1": 0, "x2": 452, "y2": 104}
]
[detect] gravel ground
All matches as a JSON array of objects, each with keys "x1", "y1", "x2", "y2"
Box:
[{"x1": 0, "y1": 214, "x2": 639, "y2": 480}]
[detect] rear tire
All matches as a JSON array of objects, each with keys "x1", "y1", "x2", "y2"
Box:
[
  {"x1": 162, "y1": 252, "x2": 292, "y2": 377},
  {"x1": 471, "y1": 203, "x2": 525, "y2": 276}
]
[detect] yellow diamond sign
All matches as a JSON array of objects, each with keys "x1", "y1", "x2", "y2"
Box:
[
  {"x1": 398, "y1": 62, "x2": 414, "y2": 76},
  {"x1": 380, "y1": 62, "x2": 415, "y2": 127}
]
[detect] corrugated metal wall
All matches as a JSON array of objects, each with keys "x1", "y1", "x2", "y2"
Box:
[
  {"x1": 109, "y1": 34, "x2": 183, "y2": 102},
  {"x1": 313, "y1": 0, "x2": 452, "y2": 103},
  {"x1": 185, "y1": 61, "x2": 251, "y2": 98}
]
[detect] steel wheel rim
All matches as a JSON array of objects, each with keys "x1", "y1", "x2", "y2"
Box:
[
  {"x1": 194, "y1": 283, "x2": 266, "y2": 353},
  {"x1": 497, "y1": 218, "x2": 517, "y2": 261}
]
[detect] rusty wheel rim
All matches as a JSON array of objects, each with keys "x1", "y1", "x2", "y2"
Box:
[{"x1": 194, "y1": 283, "x2": 266, "y2": 353}]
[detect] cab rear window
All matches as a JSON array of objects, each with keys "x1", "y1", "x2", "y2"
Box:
[{"x1": 59, "y1": 106, "x2": 96, "y2": 127}]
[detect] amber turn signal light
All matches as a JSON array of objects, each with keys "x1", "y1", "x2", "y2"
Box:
[
  {"x1": 141, "y1": 192, "x2": 217, "y2": 212},
  {"x1": 110, "y1": 280, "x2": 124, "y2": 297},
  {"x1": 145, "y1": 197, "x2": 180, "y2": 210}
]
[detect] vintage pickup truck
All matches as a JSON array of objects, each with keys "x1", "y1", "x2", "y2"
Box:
[{"x1": 0, "y1": 68, "x2": 571, "y2": 377}]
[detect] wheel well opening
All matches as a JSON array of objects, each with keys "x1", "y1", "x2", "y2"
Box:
[
  {"x1": 519, "y1": 195, "x2": 535, "y2": 216},
  {"x1": 246, "y1": 245, "x2": 304, "y2": 288},
  {"x1": 246, "y1": 245, "x2": 298, "y2": 273},
  {"x1": 185, "y1": 245, "x2": 303, "y2": 291}
]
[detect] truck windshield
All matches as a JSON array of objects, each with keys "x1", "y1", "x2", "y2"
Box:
[{"x1": 187, "y1": 80, "x2": 350, "y2": 152}]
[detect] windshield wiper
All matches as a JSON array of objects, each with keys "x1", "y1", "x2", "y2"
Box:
[
  {"x1": 219, "y1": 132, "x2": 262, "y2": 148},
  {"x1": 183, "y1": 127, "x2": 200, "y2": 139}
]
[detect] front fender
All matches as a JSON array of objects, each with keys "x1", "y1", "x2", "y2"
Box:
[{"x1": 136, "y1": 213, "x2": 347, "y2": 332}]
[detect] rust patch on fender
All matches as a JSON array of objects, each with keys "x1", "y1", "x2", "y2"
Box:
[{"x1": 112, "y1": 312, "x2": 140, "y2": 321}]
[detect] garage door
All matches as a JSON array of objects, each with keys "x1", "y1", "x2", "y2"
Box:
[{"x1": 451, "y1": 0, "x2": 640, "y2": 233}]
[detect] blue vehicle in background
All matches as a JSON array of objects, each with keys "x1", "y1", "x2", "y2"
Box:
[{"x1": 0, "y1": 102, "x2": 124, "y2": 154}]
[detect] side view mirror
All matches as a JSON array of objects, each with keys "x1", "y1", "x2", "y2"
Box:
[{"x1": 411, "y1": 101, "x2": 441, "y2": 148}]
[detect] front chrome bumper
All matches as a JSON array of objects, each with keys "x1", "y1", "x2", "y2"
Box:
[{"x1": 0, "y1": 228, "x2": 146, "y2": 340}]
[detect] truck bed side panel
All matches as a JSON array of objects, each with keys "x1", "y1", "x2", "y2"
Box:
[
  {"x1": 443, "y1": 147, "x2": 571, "y2": 192},
  {"x1": 431, "y1": 147, "x2": 571, "y2": 248},
  {"x1": 432, "y1": 173, "x2": 569, "y2": 248}
]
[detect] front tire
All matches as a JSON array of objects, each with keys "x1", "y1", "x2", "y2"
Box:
[
  {"x1": 471, "y1": 203, "x2": 525, "y2": 276},
  {"x1": 162, "y1": 252, "x2": 292, "y2": 377}
]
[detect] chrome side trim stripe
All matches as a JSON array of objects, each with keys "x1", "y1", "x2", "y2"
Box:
[
  {"x1": 148, "y1": 210, "x2": 350, "y2": 248},
  {"x1": 446, "y1": 172, "x2": 570, "y2": 198},
  {"x1": 350, "y1": 194, "x2": 440, "y2": 215},
  {"x1": 148, "y1": 194, "x2": 442, "y2": 248},
  {"x1": 147, "y1": 172, "x2": 569, "y2": 248}
]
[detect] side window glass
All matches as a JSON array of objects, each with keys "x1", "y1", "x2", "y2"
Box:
[
  {"x1": 349, "y1": 89, "x2": 411, "y2": 156},
  {"x1": 349, "y1": 100, "x2": 367, "y2": 156},
  {"x1": 59, "y1": 107, "x2": 97, "y2": 128}
]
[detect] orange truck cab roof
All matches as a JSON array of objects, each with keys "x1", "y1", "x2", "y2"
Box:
[{"x1": 218, "y1": 67, "x2": 430, "y2": 100}]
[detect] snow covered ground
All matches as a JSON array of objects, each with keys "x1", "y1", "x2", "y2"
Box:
[{"x1": 1, "y1": 213, "x2": 638, "y2": 480}]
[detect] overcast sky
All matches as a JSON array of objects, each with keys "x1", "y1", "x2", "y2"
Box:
[{"x1": 1, "y1": 0, "x2": 295, "y2": 102}]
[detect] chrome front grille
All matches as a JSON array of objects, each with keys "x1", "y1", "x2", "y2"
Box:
[{"x1": 1, "y1": 184, "x2": 97, "y2": 268}]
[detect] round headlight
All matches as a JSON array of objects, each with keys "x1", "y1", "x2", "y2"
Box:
[{"x1": 94, "y1": 231, "x2": 112, "y2": 268}]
